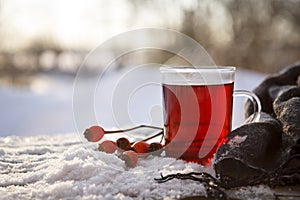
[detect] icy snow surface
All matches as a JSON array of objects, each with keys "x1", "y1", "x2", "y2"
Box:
[{"x1": 0, "y1": 133, "x2": 275, "y2": 199}]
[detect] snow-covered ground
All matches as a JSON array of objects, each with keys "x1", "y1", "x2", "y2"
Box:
[
  {"x1": 1, "y1": 67, "x2": 276, "y2": 199},
  {"x1": 0, "y1": 133, "x2": 275, "y2": 199},
  {"x1": 0, "y1": 67, "x2": 266, "y2": 137}
]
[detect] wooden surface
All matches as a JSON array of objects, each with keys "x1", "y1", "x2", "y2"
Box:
[
  {"x1": 179, "y1": 186, "x2": 300, "y2": 200},
  {"x1": 272, "y1": 186, "x2": 300, "y2": 200}
]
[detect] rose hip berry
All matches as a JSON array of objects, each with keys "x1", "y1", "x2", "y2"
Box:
[
  {"x1": 116, "y1": 137, "x2": 131, "y2": 151},
  {"x1": 84, "y1": 125, "x2": 105, "y2": 142},
  {"x1": 121, "y1": 150, "x2": 138, "y2": 168},
  {"x1": 148, "y1": 142, "x2": 163, "y2": 155},
  {"x1": 98, "y1": 140, "x2": 117, "y2": 153},
  {"x1": 132, "y1": 141, "x2": 150, "y2": 153}
]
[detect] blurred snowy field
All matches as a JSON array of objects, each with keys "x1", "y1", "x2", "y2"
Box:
[{"x1": 0, "y1": 67, "x2": 266, "y2": 137}]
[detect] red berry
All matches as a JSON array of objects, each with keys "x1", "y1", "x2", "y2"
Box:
[
  {"x1": 98, "y1": 140, "x2": 117, "y2": 153},
  {"x1": 121, "y1": 150, "x2": 138, "y2": 168},
  {"x1": 84, "y1": 126, "x2": 105, "y2": 142},
  {"x1": 148, "y1": 142, "x2": 163, "y2": 155},
  {"x1": 132, "y1": 141, "x2": 149, "y2": 153},
  {"x1": 116, "y1": 137, "x2": 131, "y2": 151}
]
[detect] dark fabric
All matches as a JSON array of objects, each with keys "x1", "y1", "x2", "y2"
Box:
[
  {"x1": 214, "y1": 63, "x2": 300, "y2": 188},
  {"x1": 273, "y1": 87, "x2": 300, "y2": 139},
  {"x1": 245, "y1": 62, "x2": 300, "y2": 117}
]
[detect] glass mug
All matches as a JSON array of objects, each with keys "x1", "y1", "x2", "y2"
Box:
[{"x1": 160, "y1": 66, "x2": 261, "y2": 165}]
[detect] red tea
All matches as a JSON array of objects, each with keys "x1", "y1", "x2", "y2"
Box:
[{"x1": 162, "y1": 83, "x2": 234, "y2": 164}]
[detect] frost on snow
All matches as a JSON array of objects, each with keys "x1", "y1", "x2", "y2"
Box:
[{"x1": 0, "y1": 133, "x2": 276, "y2": 199}]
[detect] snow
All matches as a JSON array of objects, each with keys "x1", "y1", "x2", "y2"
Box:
[
  {"x1": 227, "y1": 185, "x2": 275, "y2": 199},
  {"x1": 0, "y1": 133, "x2": 276, "y2": 199},
  {"x1": 0, "y1": 74, "x2": 74, "y2": 136},
  {"x1": 228, "y1": 135, "x2": 248, "y2": 148},
  {"x1": 0, "y1": 67, "x2": 274, "y2": 199},
  {"x1": 0, "y1": 133, "x2": 208, "y2": 199}
]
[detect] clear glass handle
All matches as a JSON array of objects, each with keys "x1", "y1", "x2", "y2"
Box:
[{"x1": 233, "y1": 90, "x2": 261, "y2": 123}]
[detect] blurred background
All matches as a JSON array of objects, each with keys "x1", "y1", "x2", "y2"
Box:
[{"x1": 0, "y1": 0, "x2": 299, "y2": 136}]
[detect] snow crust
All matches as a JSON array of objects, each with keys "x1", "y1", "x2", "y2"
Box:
[
  {"x1": 0, "y1": 133, "x2": 275, "y2": 199},
  {"x1": 0, "y1": 133, "x2": 210, "y2": 199}
]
